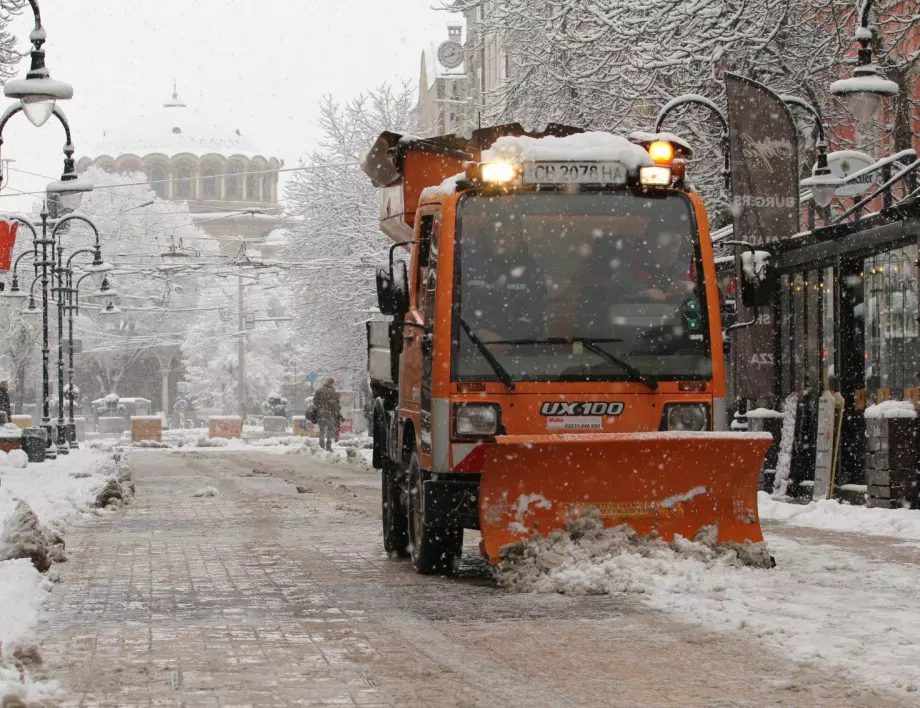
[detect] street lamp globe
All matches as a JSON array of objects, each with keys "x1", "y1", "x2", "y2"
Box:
[
  {"x1": 830, "y1": 22, "x2": 898, "y2": 125},
  {"x1": 802, "y1": 169, "x2": 839, "y2": 208},
  {"x1": 97, "y1": 275, "x2": 118, "y2": 301},
  {"x1": 830, "y1": 64, "x2": 899, "y2": 124},
  {"x1": 3, "y1": 274, "x2": 28, "y2": 299},
  {"x1": 21, "y1": 297, "x2": 40, "y2": 316},
  {"x1": 100, "y1": 301, "x2": 121, "y2": 317},
  {"x1": 4, "y1": 27, "x2": 74, "y2": 127},
  {"x1": 47, "y1": 175, "x2": 93, "y2": 212},
  {"x1": 84, "y1": 258, "x2": 114, "y2": 288}
]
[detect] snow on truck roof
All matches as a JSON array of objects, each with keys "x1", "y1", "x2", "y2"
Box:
[{"x1": 482, "y1": 132, "x2": 654, "y2": 169}]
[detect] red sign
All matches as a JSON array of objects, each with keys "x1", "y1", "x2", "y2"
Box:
[{"x1": 0, "y1": 219, "x2": 18, "y2": 271}]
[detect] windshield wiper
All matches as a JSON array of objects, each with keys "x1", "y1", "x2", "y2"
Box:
[
  {"x1": 459, "y1": 317, "x2": 516, "y2": 390},
  {"x1": 490, "y1": 337, "x2": 658, "y2": 391}
]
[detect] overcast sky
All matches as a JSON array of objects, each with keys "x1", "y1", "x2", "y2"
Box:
[{"x1": 0, "y1": 0, "x2": 458, "y2": 212}]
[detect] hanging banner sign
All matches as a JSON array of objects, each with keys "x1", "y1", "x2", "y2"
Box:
[
  {"x1": 725, "y1": 73, "x2": 800, "y2": 402},
  {"x1": 0, "y1": 218, "x2": 19, "y2": 271}
]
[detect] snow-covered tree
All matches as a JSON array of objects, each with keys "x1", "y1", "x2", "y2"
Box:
[
  {"x1": 0, "y1": 1, "x2": 27, "y2": 85},
  {"x1": 284, "y1": 83, "x2": 415, "y2": 388},
  {"x1": 450, "y1": 0, "x2": 917, "y2": 213},
  {"x1": 181, "y1": 276, "x2": 294, "y2": 414},
  {"x1": 70, "y1": 166, "x2": 215, "y2": 401}
]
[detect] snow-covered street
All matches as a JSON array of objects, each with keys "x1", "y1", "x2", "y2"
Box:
[{"x1": 12, "y1": 445, "x2": 915, "y2": 706}]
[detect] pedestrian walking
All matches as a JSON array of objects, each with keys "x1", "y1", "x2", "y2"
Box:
[
  {"x1": 312, "y1": 378, "x2": 341, "y2": 451},
  {"x1": 0, "y1": 380, "x2": 11, "y2": 425}
]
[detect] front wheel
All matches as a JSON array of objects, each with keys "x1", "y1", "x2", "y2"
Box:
[
  {"x1": 382, "y1": 460, "x2": 409, "y2": 557},
  {"x1": 407, "y1": 452, "x2": 463, "y2": 575}
]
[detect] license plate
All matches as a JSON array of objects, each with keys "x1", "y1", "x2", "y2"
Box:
[{"x1": 523, "y1": 161, "x2": 626, "y2": 185}]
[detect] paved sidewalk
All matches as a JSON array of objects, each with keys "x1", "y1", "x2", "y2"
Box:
[
  {"x1": 36, "y1": 452, "x2": 388, "y2": 707},
  {"x1": 32, "y1": 450, "x2": 914, "y2": 707}
]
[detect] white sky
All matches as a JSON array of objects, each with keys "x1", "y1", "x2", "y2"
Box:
[{"x1": 0, "y1": 0, "x2": 459, "y2": 212}]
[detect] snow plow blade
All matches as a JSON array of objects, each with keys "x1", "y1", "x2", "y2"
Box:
[{"x1": 479, "y1": 432, "x2": 773, "y2": 565}]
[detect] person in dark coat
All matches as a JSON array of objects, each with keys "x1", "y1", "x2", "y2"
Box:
[
  {"x1": 0, "y1": 381, "x2": 11, "y2": 425},
  {"x1": 312, "y1": 378, "x2": 341, "y2": 451}
]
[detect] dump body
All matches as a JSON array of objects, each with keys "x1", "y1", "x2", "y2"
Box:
[{"x1": 364, "y1": 125, "x2": 771, "y2": 572}]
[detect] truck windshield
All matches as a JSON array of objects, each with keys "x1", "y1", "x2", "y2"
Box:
[{"x1": 453, "y1": 191, "x2": 712, "y2": 383}]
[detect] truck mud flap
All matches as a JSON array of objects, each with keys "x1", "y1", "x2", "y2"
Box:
[{"x1": 479, "y1": 432, "x2": 773, "y2": 565}]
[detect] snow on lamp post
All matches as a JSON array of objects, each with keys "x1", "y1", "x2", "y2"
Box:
[
  {"x1": 829, "y1": 0, "x2": 898, "y2": 125},
  {"x1": 3, "y1": 0, "x2": 73, "y2": 128}
]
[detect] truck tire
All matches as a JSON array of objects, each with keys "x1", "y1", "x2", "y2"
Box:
[
  {"x1": 382, "y1": 459, "x2": 409, "y2": 557},
  {"x1": 407, "y1": 451, "x2": 463, "y2": 575}
]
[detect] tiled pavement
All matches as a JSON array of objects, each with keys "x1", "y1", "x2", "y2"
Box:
[
  {"x1": 32, "y1": 450, "x2": 917, "y2": 708},
  {"x1": 35, "y1": 453, "x2": 389, "y2": 707}
]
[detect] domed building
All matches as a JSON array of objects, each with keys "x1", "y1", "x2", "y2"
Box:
[{"x1": 77, "y1": 86, "x2": 283, "y2": 254}]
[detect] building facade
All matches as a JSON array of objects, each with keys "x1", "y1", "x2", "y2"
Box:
[
  {"x1": 77, "y1": 88, "x2": 282, "y2": 255},
  {"x1": 417, "y1": 23, "x2": 474, "y2": 137}
]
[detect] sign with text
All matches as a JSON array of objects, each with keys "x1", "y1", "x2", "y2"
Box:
[{"x1": 725, "y1": 73, "x2": 799, "y2": 402}]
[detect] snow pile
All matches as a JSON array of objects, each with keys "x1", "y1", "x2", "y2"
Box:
[
  {"x1": 0, "y1": 449, "x2": 126, "y2": 702},
  {"x1": 740, "y1": 250, "x2": 772, "y2": 282},
  {"x1": 864, "y1": 400, "x2": 917, "y2": 419},
  {"x1": 0, "y1": 424, "x2": 22, "y2": 440},
  {"x1": 483, "y1": 132, "x2": 653, "y2": 170},
  {"x1": 196, "y1": 437, "x2": 229, "y2": 448},
  {"x1": 495, "y1": 515, "x2": 773, "y2": 594},
  {"x1": 3, "y1": 450, "x2": 27, "y2": 469},
  {"x1": 771, "y1": 394, "x2": 798, "y2": 496},
  {"x1": 759, "y1": 491, "x2": 920, "y2": 540},
  {"x1": 192, "y1": 486, "x2": 219, "y2": 498},
  {"x1": 0, "y1": 559, "x2": 60, "y2": 702},
  {"x1": 420, "y1": 172, "x2": 465, "y2": 200},
  {"x1": 0, "y1": 501, "x2": 66, "y2": 571},
  {"x1": 744, "y1": 407, "x2": 785, "y2": 419}
]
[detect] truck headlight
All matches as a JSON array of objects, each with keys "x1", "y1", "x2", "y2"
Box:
[
  {"x1": 663, "y1": 403, "x2": 709, "y2": 431},
  {"x1": 639, "y1": 165, "x2": 672, "y2": 186},
  {"x1": 454, "y1": 403, "x2": 500, "y2": 437}
]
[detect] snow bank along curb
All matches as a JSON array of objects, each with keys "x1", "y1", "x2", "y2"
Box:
[
  {"x1": 0, "y1": 448, "x2": 134, "y2": 702},
  {"x1": 759, "y1": 491, "x2": 920, "y2": 541},
  {"x1": 495, "y1": 514, "x2": 773, "y2": 594}
]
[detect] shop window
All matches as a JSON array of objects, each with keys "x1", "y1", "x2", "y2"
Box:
[{"x1": 864, "y1": 246, "x2": 919, "y2": 399}]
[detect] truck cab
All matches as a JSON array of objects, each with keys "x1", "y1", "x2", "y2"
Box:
[{"x1": 365, "y1": 125, "x2": 771, "y2": 574}]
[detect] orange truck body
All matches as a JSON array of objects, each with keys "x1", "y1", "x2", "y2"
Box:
[{"x1": 364, "y1": 125, "x2": 771, "y2": 573}]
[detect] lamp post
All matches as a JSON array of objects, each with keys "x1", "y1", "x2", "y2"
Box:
[
  {"x1": 64, "y1": 271, "x2": 118, "y2": 445},
  {"x1": 829, "y1": 0, "x2": 899, "y2": 125},
  {"x1": 3, "y1": 0, "x2": 73, "y2": 128},
  {"x1": 51, "y1": 215, "x2": 111, "y2": 450},
  {"x1": 654, "y1": 94, "x2": 730, "y2": 190}
]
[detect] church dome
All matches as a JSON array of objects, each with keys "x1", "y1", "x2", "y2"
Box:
[{"x1": 91, "y1": 87, "x2": 260, "y2": 159}]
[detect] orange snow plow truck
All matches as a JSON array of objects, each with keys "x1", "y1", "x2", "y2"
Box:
[{"x1": 363, "y1": 124, "x2": 773, "y2": 574}]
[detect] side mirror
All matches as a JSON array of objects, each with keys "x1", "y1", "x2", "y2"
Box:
[
  {"x1": 740, "y1": 250, "x2": 778, "y2": 308},
  {"x1": 375, "y1": 260, "x2": 409, "y2": 317}
]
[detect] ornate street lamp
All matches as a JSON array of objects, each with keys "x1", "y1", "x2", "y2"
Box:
[
  {"x1": 779, "y1": 94, "x2": 838, "y2": 208},
  {"x1": 0, "y1": 104, "x2": 92, "y2": 203},
  {"x1": 46, "y1": 141, "x2": 93, "y2": 212},
  {"x1": 654, "y1": 94, "x2": 730, "y2": 190},
  {"x1": 829, "y1": 0, "x2": 899, "y2": 124},
  {"x1": 3, "y1": 0, "x2": 73, "y2": 128},
  {"x1": 51, "y1": 215, "x2": 111, "y2": 451}
]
